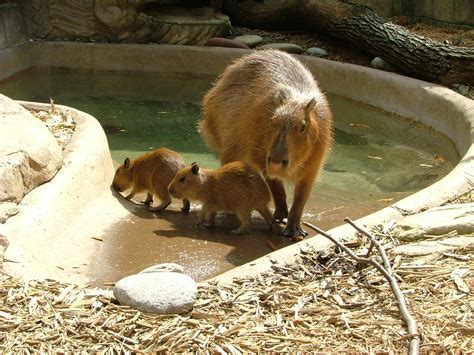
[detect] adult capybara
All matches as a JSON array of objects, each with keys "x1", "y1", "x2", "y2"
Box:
[
  {"x1": 199, "y1": 50, "x2": 334, "y2": 237},
  {"x1": 112, "y1": 147, "x2": 190, "y2": 212},
  {"x1": 168, "y1": 161, "x2": 272, "y2": 233}
]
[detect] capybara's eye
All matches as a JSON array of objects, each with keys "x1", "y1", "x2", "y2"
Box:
[
  {"x1": 300, "y1": 123, "x2": 306, "y2": 132},
  {"x1": 179, "y1": 176, "x2": 186, "y2": 183}
]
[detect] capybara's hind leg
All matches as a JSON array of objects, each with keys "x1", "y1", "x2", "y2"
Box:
[
  {"x1": 149, "y1": 199, "x2": 171, "y2": 212},
  {"x1": 266, "y1": 177, "x2": 288, "y2": 222},
  {"x1": 124, "y1": 188, "x2": 138, "y2": 201},
  {"x1": 181, "y1": 198, "x2": 190, "y2": 213},
  {"x1": 233, "y1": 211, "x2": 252, "y2": 234},
  {"x1": 149, "y1": 187, "x2": 172, "y2": 212},
  {"x1": 257, "y1": 206, "x2": 273, "y2": 230}
]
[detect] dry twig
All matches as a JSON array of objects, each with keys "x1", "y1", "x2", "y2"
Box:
[{"x1": 303, "y1": 219, "x2": 421, "y2": 355}]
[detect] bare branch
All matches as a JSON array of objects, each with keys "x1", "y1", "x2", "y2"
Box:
[
  {"x1": 344, "y1": 218, "x2": 392, "y2": 274},
  {"x1": 303, "y1": 221, "x2": 420, "y2": 355}
]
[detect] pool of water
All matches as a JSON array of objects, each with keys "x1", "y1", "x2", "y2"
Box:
[{"x1": 0, "y1": 68, "x2": 458, "y2": 285}]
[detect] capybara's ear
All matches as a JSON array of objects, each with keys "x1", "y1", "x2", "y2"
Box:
[
  {"x1": 124, "y1": 157, "x2": 130, "y2": 169},
  {"x1": 191, "y1": 162, "x2": 200, "y2": 175}
]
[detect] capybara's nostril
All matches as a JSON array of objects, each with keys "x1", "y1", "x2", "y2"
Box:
[{"x1": 268, "y1": 156, "x2": 289, "y2": 167}]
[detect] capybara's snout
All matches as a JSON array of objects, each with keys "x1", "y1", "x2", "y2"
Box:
[
  {"x1": 168, "y1": 184, "x2": 179, "y2": 199},
  {"x1": 266, "y1": 136, "x2": 290, "y2": 178}
]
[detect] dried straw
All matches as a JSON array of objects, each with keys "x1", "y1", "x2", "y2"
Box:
[{"x1": 1, "y1": 225, "x2": 472, "y2": 352}]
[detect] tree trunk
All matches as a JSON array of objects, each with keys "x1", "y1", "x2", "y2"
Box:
[{"x1": 222, "y1": 0, "x2": 474, "y2": 85}]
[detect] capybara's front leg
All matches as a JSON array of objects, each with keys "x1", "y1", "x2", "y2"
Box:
[
  {"x1": 197, "y1": 205, "x2": 216, "y2": 228},
  {"x1": 181, "y1": 199, "x2": 190, "y2": 213},
  {"x1": 283, "y1": 174, "x2": 314, "y2": 238},
  {"x1": 265, "y1": 177, "x2": 288, "y2": 222}
]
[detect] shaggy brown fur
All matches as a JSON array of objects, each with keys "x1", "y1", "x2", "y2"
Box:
[
  {"x1": 199, "y1": 50, "x2": 334, "y2": 237},
  {"x1": 168, "y1": 161, "x2": 272, "y2": 233},
  {"x1": 112, "y1": 147, "x2": 189, "y2": 212}
]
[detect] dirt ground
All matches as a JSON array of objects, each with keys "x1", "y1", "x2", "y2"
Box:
[{"x1": 231, "y1": 17, "x2": 474, "y2": 100}]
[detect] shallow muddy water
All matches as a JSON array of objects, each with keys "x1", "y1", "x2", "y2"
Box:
[{"x1": 0, "y1": 68, "x2": 458, "y2": 286}]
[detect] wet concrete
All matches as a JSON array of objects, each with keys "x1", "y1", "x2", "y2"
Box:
[{"x1": 86, "y1": 184, "x2": 399, "y2": 287}]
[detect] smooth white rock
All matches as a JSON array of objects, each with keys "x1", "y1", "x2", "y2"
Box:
[
  {"x1": 392, "y1": 203, "x2": 474, "y2": 241},
  {"x1": 114, "y1": 272, "x2": 197, "y2": 314}
]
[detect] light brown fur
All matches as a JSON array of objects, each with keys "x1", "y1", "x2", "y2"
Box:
[
  {"x1": 112, "y1": 147, "x2": 189, "y2": 212},
  {"x1": 168, "y1": 161, "x2": 273, "y2": 232},
  {"x1": 199, "y1": 50, "x2": 334, "y2": 237}
]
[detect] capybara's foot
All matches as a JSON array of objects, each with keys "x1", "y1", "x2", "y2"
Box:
[
  {"x1": 181, "y1": 199, "x2": 190, "y2": 213},
  {"x1": 197, "y1": 220, "x2": 214, "y2": 228},
  {"x1": 273, "y1": 207, "x2": 288, "y2": 223},
  {"x1": 282, "y1": 224, "x2": 308, "y2": 239}
]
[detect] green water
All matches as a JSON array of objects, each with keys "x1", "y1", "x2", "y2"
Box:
[{"x1": 0, "y1": 68, "x2": 458, "y2": 199}]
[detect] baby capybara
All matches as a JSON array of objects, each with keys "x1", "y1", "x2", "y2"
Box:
[
  {"x1": 168, "y1": 161, "x2": 272, "y2": 233},
  {"x1": 199, "y1": 50, "x2": 334, "y2": 237},
  {"x1": 112, "y1": 147, "x2": 190, "y2": 212}
]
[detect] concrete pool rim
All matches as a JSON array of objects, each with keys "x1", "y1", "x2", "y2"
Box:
[{"x1": 0, "y1": 42, "x2": 473, "y2": 285}]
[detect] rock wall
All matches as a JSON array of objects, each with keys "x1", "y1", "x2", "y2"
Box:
[
  {"x1": 19, "y1": 0, "x2": 230, "y2": 45},
  {"x1": 0, "y1": 2, "x2": 28, "y2": 50},
  {"x1": 0, "y1": 95, "x2": 62, "y2": 204}
]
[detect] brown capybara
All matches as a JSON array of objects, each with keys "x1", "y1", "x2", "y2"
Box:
[
  {"x1": 112, "y1": 147, "x2": 190, "y2": 212},
  {"x1": 168, "y1": 161, "x2": 273, "y2": 233},
  {"x1": 199, "y1": 50, "x2": 334, "y2": 237}
]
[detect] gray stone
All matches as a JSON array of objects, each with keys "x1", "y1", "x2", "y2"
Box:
[
  {"x1": 0, "y1": 202, "x2": 19, "y2": 223},
  {"x1": 113, "y1": 272, "x2": 197, "y2": 314},
  {"x1": 392, "y1": 203, "x2": 474, "y2": 241},
  {"x1": 307, "y1": 47, "x2": 328, "y2": 57},
  {"x1": 370, "y1": 57, "x2": 394, "y2": 71},
  {"x1": 233, "y1": 34, "x2": 263, "y2": 48},
  {"x1": 0, "y1": 95, "x2": 62, "y2": 203},
  {"x1": 452, "y1": 84, "x2": 470, "y2": 96},
  {"x1": 260, "y1": 43, "x2": 304, "y2": 54},
  {"x1": 139, "y1": 263, "x2": 184, "y2": 274},
  {"x1": 393, "y1": 235, "x2": 474, "y2": 256}
]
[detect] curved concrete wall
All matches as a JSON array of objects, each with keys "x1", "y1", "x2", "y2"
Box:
[{"x1": 0, "y1": 42, "x2": 472, "y2": 284}]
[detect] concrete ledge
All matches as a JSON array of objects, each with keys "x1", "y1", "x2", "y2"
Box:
[
  {"x1": 0, "y1": 42, "x2": 33, "y2": 81},
  {"x1": 0, "y1": 42, "x2": 472, "y2": 285}
]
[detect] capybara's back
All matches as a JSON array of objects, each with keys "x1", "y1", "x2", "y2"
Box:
[
  {"x1": 113, "y1": 147, "x2": 189, "y2": 212},
  {"x1": 199, "y1": 50, "x2": 334, "y2": 237}
]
